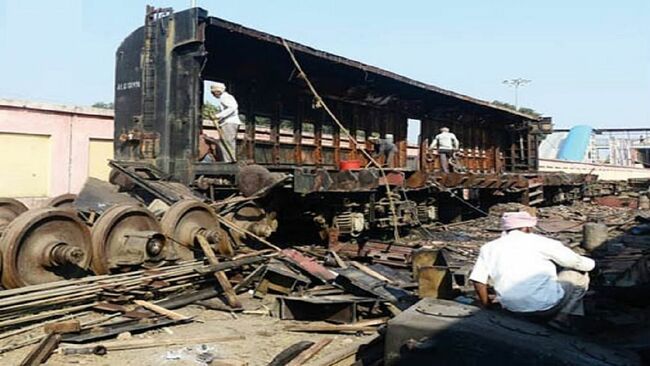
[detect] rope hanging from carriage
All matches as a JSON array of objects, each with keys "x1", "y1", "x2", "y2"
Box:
[
  {"x1": 281, "y1": 39, "x2": 492, "y2": 242},
  {"x1": 281, "y1": 39, "x2": 402, "y2": 242}
]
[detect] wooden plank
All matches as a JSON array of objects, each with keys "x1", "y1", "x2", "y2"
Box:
[
  {"x1": 268, "y1": 341, "x2": 314, "y2": 366},
  {"x1": 0, "y1": 303, "x2": 96, "y2": 329},
  {"x1": 0, "y1": 311, "x2": 91, "y2": 342},
  {"x1": 284, "y1": 318, "x2": 386, "y2": 334},
  {"x1": 196, "y1": 234, "x2": 242, "y2": 308},
  {"x1": 286, "y1": 338, "x2": 333, "y2": 366},
  {"x1": 133, "y1": 300, "x2": 190, "y2": 321},
  {"x1": 20, "y1": 332, "x2": 61, "y2": 366},
  {"x1": 233, "y1": 265, "x2": 266, "y2": 293},
  {"x1": 329, "y1": 250, "x2": 348, "y2": 269},
  {"x1": 43, "y1": 320, "x2": 81, "y2": 334},
  {"x1": 312, "y1": 342, "x2": 362, "y2": 366},
  {"x1": 350, "y1": 261, "x2": 393, "y2": 284}
]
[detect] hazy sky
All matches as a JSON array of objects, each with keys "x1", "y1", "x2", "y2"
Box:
[{"x1": 0, "y1": 0, "x2": 648, "y2": 129}]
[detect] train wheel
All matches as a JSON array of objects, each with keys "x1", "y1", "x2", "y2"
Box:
[
  {"x1": 160, "y1": 199, "x2": 227, "y2": 260},
  {"x1": 91, "y1": 204, "x2": 167, "y2": 274},
  {"x1": 0, "y1": 198, "x2": 28, "y2": 230},
  {"x1": 43, "y1": 193, "x2": 77, "y2": 210},
  {"x1": 0, "y1": 208, "x2": 92, "y2": 288}
]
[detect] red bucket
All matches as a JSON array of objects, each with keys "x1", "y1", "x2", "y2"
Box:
[{"x1": 339, "y1": 160, "x2": 361, "y2": 171}]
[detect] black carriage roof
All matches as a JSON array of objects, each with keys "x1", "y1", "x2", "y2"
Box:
[{"x1": 206, "y1": 15, "x2": 541, "y2": 122}]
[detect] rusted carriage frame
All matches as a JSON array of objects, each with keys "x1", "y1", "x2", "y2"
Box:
[
  {"x1": 234, "y1": 98, "x2": 410, "y2": 168},
  {"x1": 113, "y1": 7, "x2": 549, "y2": 188},
  {"x1": 209, "y1": 17, "x2": 543, "y2": 173},
  {"x1": 230, "y1": 102, "x2": 536, "y2": 174}
]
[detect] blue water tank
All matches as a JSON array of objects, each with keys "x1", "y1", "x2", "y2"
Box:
[{"x1": 558, "y1": 125, "x2": 593, "y2": 161}]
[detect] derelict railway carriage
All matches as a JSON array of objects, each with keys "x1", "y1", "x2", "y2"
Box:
[
  {"x1": 0, "y1": 6, "x2": 588, "y2": 289},
  {"x1": 110, "y1": 7, "x2": 587, "y2": 245}
]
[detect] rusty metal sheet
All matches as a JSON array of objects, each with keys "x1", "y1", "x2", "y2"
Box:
[
  {"x1": 281, "y1": 249, "x2": 337, "y2": 282},
  {"x1": 333, "y1": 267, "x2": 410, "y2": 304},
  {"x1": 277, "y1": 295, "x2": 378, "y2": 323},
  {"x1": 61, "y1": 317, "x2": 185, "y2": 343},
  {"x1": 255, "y1": 260, "x2": 311, "y2": 297},
  {"x1": 405, "y1": 170, "x2": 428, "y2": 189},
  {"x1": 594, "y1": 196, "x2": 639, "y2": 209},
  {"x1": 75, "y1": 178, "x2": 140, "y2": 214},
  {"x1": 378, "y1": 171, "x2": 405, "y2": 187}
]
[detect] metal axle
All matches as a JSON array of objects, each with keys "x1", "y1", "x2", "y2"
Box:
[{"x1": 44, "y1": 242, "x2": 86, "y2": 267}]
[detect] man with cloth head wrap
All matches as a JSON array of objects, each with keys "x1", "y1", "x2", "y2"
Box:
[
  {"x1": 209, "y1": 82, "x2": 242, "y2": 163},
  {"x1": 470, "y1": 211, "x2": 595, "y2": 327}
]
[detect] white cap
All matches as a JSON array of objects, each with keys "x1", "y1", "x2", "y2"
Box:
[{"x1": 210, "y1": 82, "x2": 226, "y2": 92}]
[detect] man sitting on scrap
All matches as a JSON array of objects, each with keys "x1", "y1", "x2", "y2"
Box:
[
  {"x1": 470, "y1": 211, "x2": 595, "y2": 328},
  {"x1": 430, "y1": 127, "x2": 459, "y2": 173}
]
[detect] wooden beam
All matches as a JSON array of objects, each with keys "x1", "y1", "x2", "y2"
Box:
[
  {"x1": 20, "y1": 332, "x2": 61, "y2": 366},
  {"x1": 133, "y1": 300, "x2": 190, "y2": 321},
  {"x1": 286, "y1": 338, "x2": 333, "y2": 366},
  {"x1": 43, "y1": 320, "x2": 81, "y2": 334},
  {"x1": 350, "y1": 261, "x2": 394, "y2": 284},
  {"x1": 196, "y1": 234, "x2": 242, "y2": 309}
]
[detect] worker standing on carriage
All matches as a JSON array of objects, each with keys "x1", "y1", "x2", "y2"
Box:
[
  {"x1": 368, "y1": 133, "x2": 396, "y2": 168},
  {"x1": 430, "y1": 127, "x2": 459, "y2": 173},
  {"x1": 210, "y1": 82, "x2": 241, "y2": 163}
]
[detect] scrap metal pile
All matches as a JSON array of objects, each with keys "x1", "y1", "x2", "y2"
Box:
[
  {"x1": 0, "y1": 175, "x2": 420, "y2": 365},
  {"x1": 0, "y1": 227, "x2": 412, "y2": 365},
  {"x1": 1, "y1": 174, "x2": 650, "y2": 364}
]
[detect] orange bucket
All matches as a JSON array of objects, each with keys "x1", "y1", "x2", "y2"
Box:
[{"x1": 339, "y1": 160, "x2": 361, "y2": 171}]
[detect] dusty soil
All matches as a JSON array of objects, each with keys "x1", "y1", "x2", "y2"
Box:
[{"x1": 0, "y1": 295, "x2": 375, "y2": 366}]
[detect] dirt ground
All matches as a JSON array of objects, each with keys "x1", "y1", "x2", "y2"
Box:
[{"x1": 0, "y1": 295, "x2": 376, "y2": 366}]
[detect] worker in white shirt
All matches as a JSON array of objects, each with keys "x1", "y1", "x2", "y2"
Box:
[
  {"x1": 470, "y1": 211, "x2": 595, "y2": 327},
  {"x1": 430, "y1": 127, "x2": 459, "y2": 173},
  {"x1": 210, "y1": 82, "x2": 241, "y2": 163}
]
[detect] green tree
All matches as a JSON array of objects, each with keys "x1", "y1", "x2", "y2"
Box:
[
  {"x1": 491, "y1": 100, "x2": 541, "y2": 117},
  {"x1": 491, "y1": 100, "x2": 517, "y2": 111},
  {"x1": 92, "y1": 102, "x2": 114, "y2": 109},
  {"x1": 517, "y1": 107, "x2": 542, "y2": 118}
]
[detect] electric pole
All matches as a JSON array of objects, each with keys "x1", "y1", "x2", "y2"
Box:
[{"x1": 502, "y1": 78, "x2": 531, "y2": 109}]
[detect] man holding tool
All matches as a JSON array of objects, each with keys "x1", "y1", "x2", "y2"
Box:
[{"x1": 209, "y1": 82, "x2": 241, "y2": 163}]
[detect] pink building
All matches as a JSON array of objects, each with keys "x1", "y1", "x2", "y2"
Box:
[{"x1": 0, "y1": 99, "x2": 114, "y2": 207}]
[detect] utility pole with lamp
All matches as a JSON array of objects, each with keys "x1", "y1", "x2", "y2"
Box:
[{"x1": 502, "y1": 78, "x2": 531, "y2": 109}]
